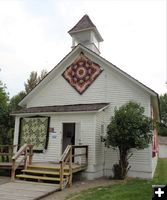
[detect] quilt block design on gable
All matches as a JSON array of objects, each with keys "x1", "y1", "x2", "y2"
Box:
[{"x1": 62, "y1": 52, "x2": 103, "y2": 94}]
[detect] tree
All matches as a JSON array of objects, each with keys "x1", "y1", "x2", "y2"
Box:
[
  {"x1": 24, "y1": 70, "x2": 48, "y2": 94},
  {"x1": 105, "y1": 101, "x2": 152, "y2": 179},
  {"x1": 9, "y1": 91, "x2": 26, "y2": 128},
  {"x1": 24, "y1": 71, "x2": 38, "y2": 94},
  {"x1": 0, "y1": 81, "x2": 9, "y2": 125},
  {"x1": 0, "y1": 81, "x2": 9, "y2": 143},
  {"x1": 0, "y1": 80, "x2": 13, "y2": 150},
  {"x1": 9, "y1": 91, "x2": 26, "y2": 112},
  {"x1": 9, "y1": 69, "x2": 47, "y2": 132},
  {"x1": 157, "y1": 93, "x2": 167, "y2": 136},
  {"x1": 39, "y1": 69, "x2": 48, "y2": 81}
]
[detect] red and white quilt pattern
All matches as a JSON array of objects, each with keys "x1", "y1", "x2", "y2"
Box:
[{"x1": 62, "y1": 52, "x2": 103, "y2": 94}]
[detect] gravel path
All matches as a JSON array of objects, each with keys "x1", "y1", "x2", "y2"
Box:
[{"x1": 41, "y1": 177, "x2": 118, "y2": 200}]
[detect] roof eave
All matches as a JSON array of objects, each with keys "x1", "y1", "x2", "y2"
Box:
[
  {"x1": 69, "y1": 27, "x2": 103, "y2": 42},
  {"x1": 78, "y1": 44, "x2": 158, "y2": 97},
  {"x1": 11, "y1": 110, "x2": 99, "y2": 116},
  {"x1": 18, "y1": 45, "x2": 81, "y2": 107},
  {"x1": 19, "y1": 43, "x2": 159, "y2": 109},
  {"x1": 98, "y1": 104, "x2": 110, "y2": 112}
]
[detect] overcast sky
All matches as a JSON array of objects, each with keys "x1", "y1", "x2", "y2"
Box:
[{"x1": 0, "y1": 0, "x2": 166, "y2": 97}]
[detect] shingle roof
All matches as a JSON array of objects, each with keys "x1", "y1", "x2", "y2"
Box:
[
  {"x1": 68, "y1": 14, "x2": 96, "y2": 33},
  {"x1": 12, "y1": 103, "x2": 109, "y2": 115}
]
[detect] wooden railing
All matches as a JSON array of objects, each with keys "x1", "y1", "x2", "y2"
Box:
[
  {"x1": 59, "y1": 145, "x2": 88, "y2": 190},
  {"x1": 11, "y1": 144, "x2": 33, "y2": 181},
  {"x1": 0, "y1": 145, "x2": 18, "y2": 162}
]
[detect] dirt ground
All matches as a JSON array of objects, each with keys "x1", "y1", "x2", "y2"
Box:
[{"x1": 41, "y1": 177, "x2": 116, "y2": 200}]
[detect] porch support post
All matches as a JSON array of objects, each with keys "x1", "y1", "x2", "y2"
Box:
[{"x1": 68, "y1": 146, "x2": 73, "y2": 187}]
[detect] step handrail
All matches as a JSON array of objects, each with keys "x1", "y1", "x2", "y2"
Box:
[
  {"x1": 11, "y1": 143, "x2": 33, "y2": 181},
  {"x1": 59, "y1": 145, "x2": 88, "y2": 190},
  {"x1": 59, "y1": 145, "x2": 72, "y2": 190},
  {"x1": 71, "y1": 145, "x2": 88, "y2": 167},
  {"x1": 59, "y1": 145, "x2": 71, "y2": 162}
]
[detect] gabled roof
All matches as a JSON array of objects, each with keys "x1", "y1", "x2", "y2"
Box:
[
  {"x1": 68, "y1": 14, "x2": 96, "y2": 33},
  {"x1": 68, "y1": 15, "x2": 103, "y2": 42},
  {"x1": 19, "y1": 43, "x2": 159, "y2": 117},
  {"x1": 12, "y1": 103, "x2": 109, "y2": 115}
]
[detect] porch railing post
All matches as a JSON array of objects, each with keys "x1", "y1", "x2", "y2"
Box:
[
  {"x1": 29, "y1": 145, "x2": 33, "y2": 165},
  {"x1": 59, "y1": 145, "x2": 88, "y2": 190},
  {"x1": 68, "y1": 146, "x2": 73, "y2": 187},
  {"x1": 24, "y1": 147, "x2": 28, "y2": 170},
  {"x1": 60, "y1": 161, "x2": 64, "y2": 190},
  {"x1": 10, "y1": 144, "x2": 34, "y2": 181},
  {"x1": 85, "y1": 146, "x2": 88, "y2": 166},
  {"x1": 11, "y1": 159, "x2": 16, "y2": 181}
]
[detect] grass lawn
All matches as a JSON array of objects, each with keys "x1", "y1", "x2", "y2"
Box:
[
  {"x1": 66, "y1": 158, "x2": 167, "y2": 200},
  {"x1": 153, "y1": 158, "x2": 167, "y2": 184}
]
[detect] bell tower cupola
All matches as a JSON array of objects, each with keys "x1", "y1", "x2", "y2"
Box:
[{"x1": 68, "y1": 14, "x2": 103, "y2": 54}]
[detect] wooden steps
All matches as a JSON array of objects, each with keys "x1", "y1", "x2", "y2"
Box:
[
  {"x1": 26, "y1": 164, "x2": 61, "y2": 170},
  {"x1": 26, "y1": 164, "x2": 70, "y2": 170},
  {"x1": 16, "y1": 174, "x2": 63, "y2": 182},
  {"x1": 16, "y1": 165, "x2": 69, "y2": 185},
  {"x1": 11, "y1": 145, "x2": 88, "y2": 190},
  {"x1": 22, "y1": 169, "x2": 70, "y2": 176}
]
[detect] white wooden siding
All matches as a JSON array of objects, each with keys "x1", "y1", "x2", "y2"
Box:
[
  {"x1": 27, "y1": 52, "x2": 150, "y2": 117},
  {"x1": 15, "y1": 49, "x2": 156, "y2": 179},
  {"x1": 13, "y1": 112, "x2": 96, "y2": 169},
  {"x1": 104, "y1": 146, "x2": 152, "y2": 179},
  {"x1": 27, "y1": 72, "x2": 105, "y2": 107},
  {"x1": 95, "y1": 111, "x2": 105, "y2": 166},
  {"x1": 105, "y1": 69, "x2": 150, "y2": 116},
  {"x1": 27, "y1": 52, "x2": 106, "y2": 108},
  {"x1": 159, "y1": 145, "x2": 167, "y2": 158},
  {"x1": 94, "y1": 107, "x2": 153, "y2": 179}
]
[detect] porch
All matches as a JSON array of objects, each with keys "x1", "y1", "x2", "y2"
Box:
[{"x1": 0, "y1": 144, "x2": 88, "y2": 190}]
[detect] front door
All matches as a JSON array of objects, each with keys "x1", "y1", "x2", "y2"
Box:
[{"x1": 62, "y1": 123, "x2": 75, "y2": 153}]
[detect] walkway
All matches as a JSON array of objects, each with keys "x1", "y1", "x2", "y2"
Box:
[{"x1": 0, "y1": 181, "x2": 60, "y2": 200}]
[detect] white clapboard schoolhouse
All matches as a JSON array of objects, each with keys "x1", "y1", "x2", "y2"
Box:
[{"x1": 13, "y1": 15, "x2": 159, "y2": 180}]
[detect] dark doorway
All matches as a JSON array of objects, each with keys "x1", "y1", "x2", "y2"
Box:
[{"x1": 62, "y1": 123, "x2": 75, "y2": 153}]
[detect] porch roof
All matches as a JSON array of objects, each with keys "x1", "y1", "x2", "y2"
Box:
[{"x1": 12, "y1": 103, "x2": 109, "y2": 115}]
